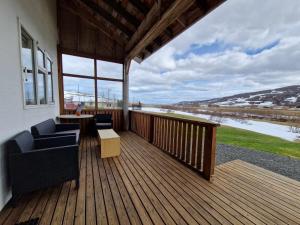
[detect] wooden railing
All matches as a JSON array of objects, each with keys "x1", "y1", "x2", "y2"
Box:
[
  {"x1": 63, "y1": 109, "x2": 124, "y2": 132},
  {"x1": 129, "y1": 110, "x2": 219, "y2": 181}
]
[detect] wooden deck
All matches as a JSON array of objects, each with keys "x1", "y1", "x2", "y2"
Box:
[{"x1": 1, "y1": 132, "x2": 300, "y2": 225}]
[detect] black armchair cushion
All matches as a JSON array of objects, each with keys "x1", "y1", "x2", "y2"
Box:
[
  {"x1": 55, "y1": 123, "x2": 80, "y2": 132},
  {"x1": 94, "y1": 114, "x2": 113, "y2": 130},
  {"x1": 95, "y1": 114, "x2": 112, "y2": 123},
  {"x1": 8, "y1": 131, "x2": 34, "y2": 154},
  {"x1": 31, "y1": 119, "x2": 56, "y2": 137},
  {"x1": 55, "y1": 130, "x2": 80, "y2": 144},
  {"x1": 34, "y1": 135, "x2": 77, "y2": 149}
]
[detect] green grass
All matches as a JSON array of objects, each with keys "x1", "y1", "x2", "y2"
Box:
[
  {"x1": 217, "y1": 126, "x2": 300, "y2": 159},
  {"x1": 163, "y1": 112, "x2": 300, "y2": 159}
]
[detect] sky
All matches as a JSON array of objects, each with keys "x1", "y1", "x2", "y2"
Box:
[{"x1": 129, "y1": 0, "x2": 300, "y2": 104}]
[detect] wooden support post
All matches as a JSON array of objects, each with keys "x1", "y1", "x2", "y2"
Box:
[
  {"x1": 123, "y1": 59, "x2": 131, "y2": 130},
  {"x1": 203, "y1": 126, "x2": 217, "y2": 181}
]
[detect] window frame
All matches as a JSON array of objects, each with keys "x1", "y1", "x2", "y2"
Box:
[
  {"x1": 18, "y1": 19, "x2": 55, "y2": 109},
  {"x1": 46, "y1": 56, "x2": 55, "y2": 104},
  {"x1": 37, "y1": 47, "x2": 47, "y2": 105},
  {"x1": 61, "y1": 54, "x2": 124, "y2": 110}
]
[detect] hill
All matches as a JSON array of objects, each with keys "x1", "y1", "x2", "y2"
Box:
[{"x1": 176, "y1": 85, "x2": 300, "y2": 107}]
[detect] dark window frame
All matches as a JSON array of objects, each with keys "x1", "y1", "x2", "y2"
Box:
[{"x1": 61, "y1": 54, "x2": 124, "y2": 110}]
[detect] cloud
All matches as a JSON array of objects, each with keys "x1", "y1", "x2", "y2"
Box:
[{"x1": 129, "y1": 0, "x2": 300, "y2": 104}]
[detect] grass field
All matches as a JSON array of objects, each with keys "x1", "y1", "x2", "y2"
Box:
[{"x1": 164, "y1": 112, "x2": 300, "y2": 159}]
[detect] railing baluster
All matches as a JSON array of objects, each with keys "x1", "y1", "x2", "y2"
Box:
[
  {"x1": 181, "y1": 123, "x2": 187, "y2": 161},
  {"x1": 191, "y1": 125, "x2": 198, "y2": 167},
  {"x1": 196, "y1": 127, "x2": 204, "y2": 170},
  {"x1": 185, "y1": 123, "x2": 192, "y2": 165}
]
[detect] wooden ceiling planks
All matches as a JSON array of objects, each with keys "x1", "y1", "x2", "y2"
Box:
[{"x1": 58, "y1": 0, "x2": 226, "y2": 63}]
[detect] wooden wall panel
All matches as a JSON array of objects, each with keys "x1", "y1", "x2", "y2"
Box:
[
  {"x1": 59, "y1": 8, "x2": 124, "y2": 63},
  {"x1": 60, "y1": 10, "x2": 77, "y2": 50},
  {"x1": 78, "y1": 20, "x2": 96, "y2": 54}
]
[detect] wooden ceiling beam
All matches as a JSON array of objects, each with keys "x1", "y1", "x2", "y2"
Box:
[
  {"x1": 177, "y1": 17, "x2": 187, "y2": 28},
  {"x1": 59, "y1": 0, "x2": 127, "y2": 46},
  {"x1": 128, "y1": 0, "x2": 149, "y2": 15},
  {"x1": 196, "y1": 0, "x2": 209, "y2": 13},
  {"x1": 126, "y1": 0, "x2": 196, "y2": 60},
  {"x1": 102, "y1": 0, "x2": 140, "y2": 28},
  {"x1": 125, "y1": 1, "x2": 161, "y2": 53},
  {"x1": 80, "y1": 0, "x2": 134, "y2": 37}
]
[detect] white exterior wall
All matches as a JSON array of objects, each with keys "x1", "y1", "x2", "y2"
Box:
[{"x1": 0, "y1": 0, "x2": 58, "y2": 210}]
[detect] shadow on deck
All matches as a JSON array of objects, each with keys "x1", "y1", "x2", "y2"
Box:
[{"x1": 0, "y1": 132, "x2": 299, "y2": 225}]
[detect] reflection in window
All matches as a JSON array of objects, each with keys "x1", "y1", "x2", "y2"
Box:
[
  {"x1": 21, "y1": 27, "x2": 36, "y2": 105},
  {"x1": 97, "y1": 60, "x2": 123, "y2": 79},
  {"x1": 47, "y1": 59, "x2": 54, "y2": 103},
  {"x1": 38, "y1": 71, "x2": 47, "y2": 104},
  {"x1": 63, "y1": 76, "x2": 95, "y2": 109},
  {"x1": 97, "y1": 80, "x2": 122, "y2": 109},
  {"x1": 62, "y1": 54, "x2": 94, "y2": 76}
]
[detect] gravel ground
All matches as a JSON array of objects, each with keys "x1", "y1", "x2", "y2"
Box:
[{"x1": 216, "y1": 144, "x2": 300, "y2": 181}]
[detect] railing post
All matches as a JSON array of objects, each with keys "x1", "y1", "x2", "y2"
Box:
[
  {"x1": 148, "y1": 115, "x2": 154, "y2": 143},
  {"x1": 203, "y1": 126, "x2": 217, "y2": 181}
]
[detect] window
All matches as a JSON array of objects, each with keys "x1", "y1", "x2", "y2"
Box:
[
  {"x1": 62, "y1": 54, "x2": 94, "y2": 76},
  {"x1": 63, "y1": 76, "x2": 95, "y2": 110},
  {"x1": 20, "y1": 25, "x2": 55, "y2": 107},
  {"x1": 97, "y1": 60, "x2": 123, "y2": 79},
  {"x1": 62, "y1": 54, "x2": 123, "y2": 110},
  {"x1": 21, "y1": 27, "x2": 36, "y2": 105},
  {"x1": 97, "y1": 80, "x2": 123, "y2": 109}
]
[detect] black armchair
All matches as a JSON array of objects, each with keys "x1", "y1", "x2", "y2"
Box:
[
  {"x1": 94, "y1": 114, "x2": 113, "y2": 130},
  {"x1": 8, "y1": 131, "x2": 79, "y2": 204},
  {"x1": 31, "y1": 119, "x2": 80, "y2": 144}
]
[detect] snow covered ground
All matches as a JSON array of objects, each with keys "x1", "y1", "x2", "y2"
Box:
[{"x1": 139, "y1": 107, "x2": 300, "y2": 142}]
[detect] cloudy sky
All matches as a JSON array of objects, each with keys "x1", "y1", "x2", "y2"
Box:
[{"x1": 129, "y1": 0, "x2": 300, "y2": 104}]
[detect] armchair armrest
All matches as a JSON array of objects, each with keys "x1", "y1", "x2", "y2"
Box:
[
  {"x1": 9, "y1": 145, "x2": 79, "y2": 193},
  {"x1": 34, "y1": 135, "x2": 76, "y2": 149},
  {"x1": 55, "y1": 123, "x2": 80, "y2": 132}
]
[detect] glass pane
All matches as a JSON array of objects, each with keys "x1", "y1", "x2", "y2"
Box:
[
  {"x1": 47, "y1": 75, "x2": 53, "y2": 102},
  {"x1": 24, "y1": 72, "x2": 36, "y2": 105},
  {"x1": 63, "y1": 76, "x2": 95, "y2": 109},
  {"x1": 38, "y1": 71, "x2": 47, "y2": 104},
  {"x1": 38, "y1": 49, "x2": 45, "y2": 68},
  {"x1": 21, "y1": 27, "x2": 36, "y2": 105},
  {"x1": 47, "y1": 59, "x2": 53, "y2": 102},
  {"x1": 62, "y1": 54, "x2": 94, "y2": 76},
  {"x1": 97, "y1": 60, "x2": 123, "y2": 79},
  {"x1": 97, "y1": 80, "x2": 122, "y2": 109}
]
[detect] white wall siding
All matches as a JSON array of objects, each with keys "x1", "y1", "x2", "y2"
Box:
[{"x1": 0, "y1": 0, "x2": 58, "y2": 210}]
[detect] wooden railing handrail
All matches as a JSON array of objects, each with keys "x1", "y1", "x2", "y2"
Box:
[{"x1": 129, "y1": 110, "x2": 220, "y2": 127}]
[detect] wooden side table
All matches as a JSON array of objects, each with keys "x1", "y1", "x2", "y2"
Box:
[{"x1": 98, "y1": 129, "x2": 120, "y2": 158}]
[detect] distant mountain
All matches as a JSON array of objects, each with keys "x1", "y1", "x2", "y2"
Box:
[{"x1": 176, "y1": 85, "x2": 300, "y2": 107}]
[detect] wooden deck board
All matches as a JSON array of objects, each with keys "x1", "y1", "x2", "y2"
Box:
[{"x1": 1, "y1": 131, "x2": 300, "y2": 225}]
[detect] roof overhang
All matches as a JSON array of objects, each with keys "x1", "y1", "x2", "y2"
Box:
[{"x1": 57, "y1": 0, "x2": 226, "y2": 63}]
